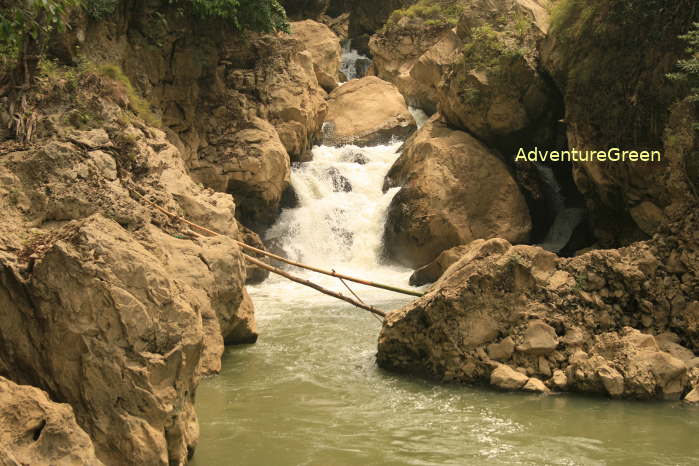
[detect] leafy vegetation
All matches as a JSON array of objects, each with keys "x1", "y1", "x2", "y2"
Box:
[
  {"x1": 185, "y1": 0, "x2": 290, "y2": 33},
  {"x1": 85, "y1": 0, "x2": 119, "y2": 20},
  {"x1": 667, "y1": 22, "x2": 699, "y2": 104},
  {"x1": 386, "y1": 0, "x2": 464, "y2": 29}
]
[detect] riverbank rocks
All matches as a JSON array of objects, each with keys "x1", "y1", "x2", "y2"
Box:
[
  {"x1": 291, "y1": 20, "x2": 342, "y2": 91},
  {"x1": 383, "y1": 116, "x2": 531, "y2": 268},
  {"x1": 0, "y1": 377, "x2": 103, "y2": 465},
  {"x1": 0, "y1": 69, "x2": 255, "y2": 464},
  {"x1": 324, "y1": 76, "x2": 416, "y2": 146},
  {"x1": 409, "y1": 244, "x2": 472, "y2": 286},
  {"x1": 377, "y1": 223, "x2": 699, "y2": 400}
]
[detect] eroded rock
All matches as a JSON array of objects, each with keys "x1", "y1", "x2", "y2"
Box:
[
  {"x1": 383, "y1": 116, "x2": 531, "y2": 268},
  {"x1": 324, "y1": 76, "x2": 416, "y2": 146},
  {"x1": 0, "y1": 377, "x2": 102, "y2": 466},
  {"x1": 291, "y1": 20, "x2": 342, "y2": 91}
]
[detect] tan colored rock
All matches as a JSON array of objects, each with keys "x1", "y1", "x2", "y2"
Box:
[
  {"x1": 408, "y1": 1, "x2": 557, "y2": 152},
  {"x1": 291, "y1": 20, "x2": 342, "y2": 91},
  {"x1": 685, "y1": 387, "x2": 699, "y2": 403},
  {"x1": 522, "y1": 377, "x2": 550, "y2": 394},
  {"x1": 487, "y1": 337, "x2": 516, "y2": 362},
  {"x1": 225, "y1": 288, "x2": 259, "y2": 345},
  {"x1": 191, "y1": 118, "x2": 291, "y2": 227},
  {"x1": 383, "y1": 116, "x2": 531, "y2": 267},
  {"x1": 597, "y1": 365, "x2": 625, "y2": 397},
  {"x1": 490, "y1": 365, "x2": 529, "y2": 391},
  {"x1": 369, "y1": 16, "x2": 452, "y2": 110},
  {"x1": 518, "y1": 320, "x2": 559, "y2": 355},
  {"x1": 550, "y1": 370, "x2": 568, "y2": 390},
  {"x1": 0, "y1": 377, "x2": 103, "y2": 466},
  {"x1": 237, "y1": 221, "x2": 271, "y2": 285},
  {"x1": 409, "y1": 243, "x2": 471, "y2": 286},
  {"x1": 630, "y1": 201, "x2": 666, "y2": 236},
  {"x1": 324, "y1": 76, "x2": 416, "y2": 146}
]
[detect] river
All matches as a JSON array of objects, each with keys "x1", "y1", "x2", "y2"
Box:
[{"x1": 191, "y1": 141, "x2": 699, "y2": 466}]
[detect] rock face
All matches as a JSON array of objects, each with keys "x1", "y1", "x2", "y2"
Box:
[
  {"x1": 541, "y1": 0, "x2": 696, "y2": 246},
  {"x1": 0, "y1": 67, "x2": 253, "y2": 465},
  {"x1": 324, "y1": 76, "x2": 416, "y2": 146},
  {"x1": 409, "y1": 243, "x2": 472, "y2": 286},
  {"x1": 0, "y1": 377, "x2": 103, "y2": 466},
  {"x1": 369, "y1": 16, "x2": 453, "y2": 111},
  {"x1": 383, "y1": 116, "x2": 531, "y2": 268},
  {"x1": 367, "y1": 0, "x2": 559, "y2": 153},
  {"x1": 377, "y1": 225, "x2": 699, "y2": 400},
  {"x1": 349, "y1": 0, "x2": 409, "y2": 54},
  {"x1": 190, "y1": 118, "x2": 291, "y2": 228},
  {"x1": 291, "y1": 20, "x2": 342, "y2": 91}
]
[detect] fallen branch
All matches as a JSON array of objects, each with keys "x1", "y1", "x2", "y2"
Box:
[
  {"x1": 127, "y1": 183, "x2": 423, "y2": 297},
  {"x1": 243, "y1": 254, "x2": 386, "y2": 318}
]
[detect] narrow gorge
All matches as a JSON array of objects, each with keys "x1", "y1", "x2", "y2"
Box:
[{"x1": 0, "y1": 0, "x2": 697, "y2": 465}]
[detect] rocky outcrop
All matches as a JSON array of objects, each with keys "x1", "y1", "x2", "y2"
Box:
[
  {"x1": 282, "y1": 0, "x2": 329, "y2": 19},
  {"x1": 189, "y1": 117, "x2": 291, "y2": 228},
  {"x1": 369, "y1": 16, "x2": 452, "y2": 111},
  {"x1": 0, "y1": 66, "x2": 253, "y2": 464},
  {"x1": 0, "y1": 377, "x2": 102, "y2": 466},
  {"x1": 378, "y1": 217, "x2": 699, "y2": 400},
  {"x1": 291, "y1": 20, "x2": 342, "y2": 91},
  {"x1": 412, "y1": 0, "x2": 558, "y2": 154},
  {"x1": 324, "y1": 76, "x2": 416, "y2": 146},
  {"x1": 541, "y1": 0, "x2": 696, "y2": 246},
  {"x1": 383, "y1": 116, "x2": 531, "y2": 268},
  {"x1": 409, "y1": 244, "x2": 471, "y2": 286}
]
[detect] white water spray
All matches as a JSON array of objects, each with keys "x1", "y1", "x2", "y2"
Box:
[{"x1": 252, "y1": 143, "x2": 415, "y2": 308}]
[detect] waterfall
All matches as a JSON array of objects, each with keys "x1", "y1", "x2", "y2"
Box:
[
  {"x1": 340, "y1": 40, "x2": 371, "y2": 81},
  {"x1": 256, "y1": 143, "x2": 413, "y2": 306},
  {"x1": 534, "y1": 164, "x2": 586, "y2": 254}
]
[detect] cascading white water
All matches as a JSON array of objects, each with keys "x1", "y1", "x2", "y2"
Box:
[
  {"x1": 340, "y1": 40, "x2": 371, "y2": 81},
  {"x1": 535, "y1": 164, "x2": 586, "y2": 253},
  {"x1": 252, "y1": 142, "x2": 415, "y2": 308}
]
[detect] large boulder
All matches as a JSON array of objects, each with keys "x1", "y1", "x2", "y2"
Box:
[
  {"x1": 383, "y1": 116, "x2": 531, "y2": 268},
  {"x1": 369, "y1": 14, "x2": 453, "y2": 111},
  {"x1": 408, "y1": 0, "x2": 559, "y2": 154},
  {"x1": 409, "y1": 243, "x2": 471, "y2": 286},
  {"x1": 291, "y1": 20, "x2": 342, "y2": 91},
  {"x1": 541, "y1": 0, "x2": 696, "y2": 246},
  {"x1": 0, "y1": 377, "x2": 102, "y2": 466},
  {"x1": 377, "y1": 221, "x2": 699, "y2": 400},
  {"x1": 324, "y1": 76, "x2": 417, "y2": 146},
  {"x1": 189, "y1": 117, "x2": 291, "y2": 228}
]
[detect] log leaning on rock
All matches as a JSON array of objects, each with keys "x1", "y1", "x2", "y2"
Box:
[{"x1": 127, "y1": 184, "x2": 420, "y2": 318}]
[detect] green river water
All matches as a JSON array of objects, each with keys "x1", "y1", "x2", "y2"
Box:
[{"x1": 191, "y1": 142, "x2": 698, "y2": 466}]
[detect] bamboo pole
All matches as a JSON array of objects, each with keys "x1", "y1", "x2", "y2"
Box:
[
  {"x1": 127, "y1": 184, "x2": 424, "y2": 297},
  {"x1": 243, "y1": 254, "x2": 387, "y2": 318}
]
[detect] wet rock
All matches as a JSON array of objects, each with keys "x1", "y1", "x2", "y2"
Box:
[
  {"x1": 522, "y1": 377, "x2": 550, "y2": 394},
  {"x1": 518, "y1": 320, "x2": 559, "y2": 355},
  {"x1": 0, "y1": 377, "x2": 103, "y2": 466},
  {"x1": 491, "y1": 365, "x2": 529, "y2": 390},
  {"x1": 325, "y1": 167, "x2": 352, "y2": 192},
  {"x1": 224, "y1": 288, "x2": 259, "y2": 345},
  {"x1": 291, "y1": 20, "x2": 342, "y2": 91},
  {"x1": 383, "y1": 117, "x2": 531, "y2": 268},
  {"x1": 324, "y1": 76, "x2": 416, "y2": 146},
  {"x1": 339, "y1": 148, "x2": 369, "y2": 165},
  {"x1": 237, "y1": 222, "x2": 271, "y2": 285}
]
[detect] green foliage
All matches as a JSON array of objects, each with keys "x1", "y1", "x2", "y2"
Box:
[
  {"x1": 387, "y1": 0, "x2": 464, "y2": 28},
  {"x1": 0, "y1": 0, "x2": 82, "y2": 54},
  {"x1": 85, "y1": 0, "x2": 119, "y2": 20},
  {"x1": 667, "y1": 22, "x2": 699, "y2": 103},
  {"x1": 185, "y1": 0, "x2": 290, "y2": 33},
  {"x1": 461, "y1": 24, "x2": 521, "y2": 73}
]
